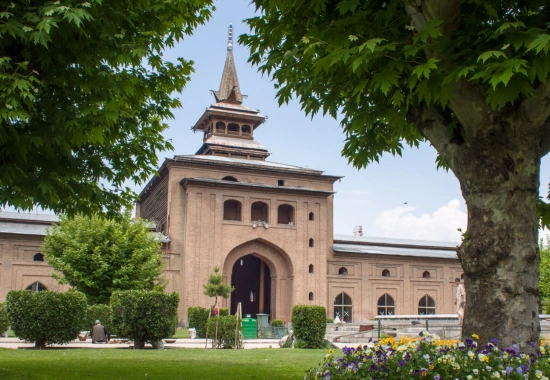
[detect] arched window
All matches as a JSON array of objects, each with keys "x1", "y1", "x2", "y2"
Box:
[
  {"x1": 338, "y1": 267, "x2": 348, "y2": 276},
  {"x1": 26, "y1": 281, "x2": 47, "y2": 292},
  {"x1": 461, "y1": 273, "x2": 464, "y2": 279},
  {"x1": 251, "y1": 201, "x2": 269, "y2": 222},
  {"x1": 33, "y1": 253, "x2": 44, "y2": 262},
  {"x1": 215, "y1": 121, "x2": 226, "y2": 133},
  {"x1": 309, "y1": 264, "x2": 314, "y2": 274},
  {"x1": 309, "y1": 212, "x2": 314, "y2": 221},
  {"x1": 277, "y1": 204, "x2": 295, "y2": 225},
  {"x1": 309, "y1": 292, "x2": 314, "y2": 301},
  {"x1": 422, "y1": 271, "x2": 431, "y2": 278},
  {"x1": 242, "y1": 125, "x2": 251, "y2": 136},
  {"x1": 382, "y1": 269, "x2": 390, "y2": 277},
  {"x1": 418, "y1": 295, "x2": 436, "y2": 315},
  {"x1": 309, "y1": 238, "x2": 314, "y2": 247},
  {"x1": 333, "y1": 292, "x2": 353, "y2": 322},
  {"x1": 223, "y1": 200, "x2": 242, "y2": 221},
  {"x1": 377, "y1": 293, "x2": 395, "y2": 316},
  {"x1": 227, "y1": 123, "x2": 239, "y2": 135},
  {"x1": 222, "y1": 176, "x2": 238, "y2": 182}
]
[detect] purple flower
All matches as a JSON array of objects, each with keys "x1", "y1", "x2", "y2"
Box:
[
  {"x1": 412, "y1": 370, "x2": 419, "y2": 377},
  {"x1": 490, "y1": 338, "x2": 498, "y2": 345},
  {"x1": 398, "y1": 361, "x2": 405, "y2": 367},
  {"x1": 516, "y1": 366, "x2": 524, "y2": 374},
  {"x1": 505, "y1": 366, "x2": 513, "y2": 374},
  {"x1": 434, "y1": 376, "x2": 441, "y2": 380},
  {"x1": 324, "y1": 371, "x2": 331, "y2": 380}
]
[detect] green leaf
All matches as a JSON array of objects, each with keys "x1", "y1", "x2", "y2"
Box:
[
  {"x1": 477, "y1": 51, "x2": 507, "y2": 63},
  {"x1": 527, "y1": 34, "x2": 550, "y2": 54},
  {"x1": 372, "y1": 69, "x2": 400, "y2": 95},
  {"x1": 411, "y1": 58, "x2": 439, "y2": 79}
]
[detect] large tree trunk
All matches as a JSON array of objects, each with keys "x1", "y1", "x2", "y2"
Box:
[{"x1": 455, "y1": 136, "x2": 541, "y2": 349}]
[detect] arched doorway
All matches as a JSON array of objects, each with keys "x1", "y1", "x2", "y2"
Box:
[
  {"x1": 223, "y1": 239, "x2": 294, "y2": 321},
  {"x1": 231, "y1": 254, "x2": 271, "y2": 317}
]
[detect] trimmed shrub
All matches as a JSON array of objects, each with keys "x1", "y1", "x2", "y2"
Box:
[
  {"x1": 111, "y1": 290, "x2": 179, "y2": 349},
  {"x1": 6, "y1": 290, "x2": 86, "y2": 348},
  {"x1": 326, "y1": 317, "x2": 334, "y2": 323},
  {"x1": 85, "y1": 304, "x2": 112, "y2": 333},
  {"x1": 188, "y1": 306, "x2": 209, "y2": 338},
  {"x1": 205, "y1": 315, "x2": 240, "y2": 349},
  {"x1": 0, "y1": 302, "x2": 9, "y2": 334},
  {"x1": 291, "y1": 305, "x2": 327, "y2": 349},
  {"x1": 271, "y1": 319, "x2": 284, "y2": 327},
  {"x1": 218, "y1": 308, "x2": 229, "y2": 317}
]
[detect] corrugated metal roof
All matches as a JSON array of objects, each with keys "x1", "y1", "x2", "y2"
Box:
[
  {"x1": 211, "y1": 102, "x2": 260, "y2": 113},
  {"x1": 174, "y1": 155, "x2": 324, "y2": 174},
  {"x1": 0, "y1": 212, "x2": 59, "y2": 223},
  {"x1": 0, "y1": 221, "x2": 51, "y2": 236},
  {"x1": 201, "y1": 135, "x2": 268, "y2": 151},
  {"x1": 333, "y1": 243, "x2": 458, "y2": 259},
  {"x1": 334, "y1": 234, "x2": 457, "y2": 248},
  {"x1": 181, "y1": 177, "x2": 334, "y2": 195}
]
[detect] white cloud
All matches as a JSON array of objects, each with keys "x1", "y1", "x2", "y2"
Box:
[{"x1": 373, "y1": 199, "x2": 467, "y2": 242}]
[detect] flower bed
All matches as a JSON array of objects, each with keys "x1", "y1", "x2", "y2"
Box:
[{"x1": 305, "y1": 333, "x2": 550, "y2": 380}]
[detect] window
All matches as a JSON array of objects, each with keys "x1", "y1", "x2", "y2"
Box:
[
  {"x1": 418, "y1": 295, "x2": 436, "y2": 315},
  {"x1": 461, "y1": 273, "x2": 464, "y2": 279},
  {"x1": 309, "y1": 264, "x2": 314, "y2": 274},
  {"x1": 33, "y1": 253, "x2": 44, "y2": 262},
  {"x1": 215, "y1": 121, "x2": 226, "y2": 133},
  {"x1": 277, "y1": 204, "x2": 295, "y2": 225},
  {"x1": 251, "y1": 201, "x2": 269, "y2": 222},
  {"x1": 422, "y1": 271, "x2": 431, "y2": 278},
  {"x1": 26, "y1": 281, "x2": 47, "y2": 292},
  {"x1": 223, "y1": 200, "x2": 242, "y2": 221},
  {"x1": 309, "y1": 292, "x2": 314, "y2": 301},
  {"x1": 227, "y1": 123, "x2": 239, "y2": 135},
  {"x1": 278, "y1": 180, "x2": 285, "y2": 186},
  {"x1": 242, "y1": 125, "x2": 251, "y2": 136},
  {"x1": 222, "y1": 176, "x2": 238, "y2": 182},
  {"x1": 382, "y1": 269, "x2": 390, "y2": 277},
  {"x1": 377, "y1": 293, "x2": 395, "y2": 316},
  {"x1": 338, "y1": 267, "x2": 348, "y2": 276},
  {"x1": 309, "y1": 212, "x2": 314, "y2": 221},
  {"x1": 333, "y1": 292, "x2": 353, "y2": 322},
  {"x1": 309, "y1": 238, "x2": 314, "y2": 248}
]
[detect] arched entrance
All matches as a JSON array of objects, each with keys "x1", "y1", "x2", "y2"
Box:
[
  {"x1": 231, "y1": 255, "x2": 271, "y2": 317},
  {"x1": 223, "y1": 239, "x2": 294, "y2": 321}
]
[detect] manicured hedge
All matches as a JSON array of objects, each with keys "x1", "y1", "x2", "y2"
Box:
[
  {"x1": 6, "y1": 290, "x2": 87, "y2": 348},
  {"x1": 188, "y1": 307, "x2": 209, "y2": 338},
  {"x1": 205, "y1": 315, "x2": 240, "y2": 349},
  {"x1": 111, "y1": 290, "x2": 179, "y2": 349},
  {"x1": 291, "y1": 305, "x2": 327, "y2": 349},
  {"x1": 85, "y1": 304, "x2": 112, "y2": 333},
  {"x1": 0, "y1": 302, "x2": 9, "y2": 333},
  {"x1": 271, "y1": 319, "x2": 284, "y2": 327}
]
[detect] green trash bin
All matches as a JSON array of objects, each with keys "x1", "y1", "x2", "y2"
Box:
[{"x1": 242, "y1": 318, "x2": 257, "y2": 339}]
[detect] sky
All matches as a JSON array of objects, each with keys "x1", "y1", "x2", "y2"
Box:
[{"x1": 8, "y1": 0, "x2": 550, "y2": 243}]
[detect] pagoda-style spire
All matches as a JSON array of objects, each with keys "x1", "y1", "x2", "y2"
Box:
[{"x1": 213, "y1": 24, "x2": 244, "y2": 104}]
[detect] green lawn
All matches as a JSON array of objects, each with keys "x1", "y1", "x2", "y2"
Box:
[
  {"x1": 0, "y1": 348, "x2": 328, "y2": 379},
  {"x1": 172, "y1": 327, "x2": 190, "y2": 339}
]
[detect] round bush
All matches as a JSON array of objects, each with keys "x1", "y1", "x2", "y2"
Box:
[
  {"x1": 111, "y1": 290, "x2": 179, "y2": 349},
  {"x1": 6, "y1": 290, "x2": 86, "y2": 348},
  {"x1": 271, "y1": 319, "x2": 284, "y2": 327},
  {"x1": 188, "y1": 306, "x2": 209, "y2": 338},
  {"x1": 0, "y1": 302, "x2": 9, "y2": 334},
  {"x1": 291, "y1": 305, "x2": 327, "y2": 349}
]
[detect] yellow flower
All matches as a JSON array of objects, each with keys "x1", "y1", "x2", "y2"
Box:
[
  {"x1": 329, "y1": 349, "x2": 333, "y2": 354},
  {"x1": 478, "y1": 354, "x2": 489, "y2": 362},
  {"x1": 472, "y1": 334, "x2": 479, "y2": 339}
]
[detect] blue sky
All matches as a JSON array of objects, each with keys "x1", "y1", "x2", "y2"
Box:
[{"x1": 155, "y1": 0, "x2": 550, "y2": 241}]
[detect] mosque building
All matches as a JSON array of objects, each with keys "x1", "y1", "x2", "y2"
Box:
[{"x1": 0, "y1": 26, "x2": 463, "y2": 325}]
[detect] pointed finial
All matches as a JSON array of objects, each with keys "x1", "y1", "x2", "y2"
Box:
[{"x1": 228, "y1": 23, "x2": 233, "y2": 51}]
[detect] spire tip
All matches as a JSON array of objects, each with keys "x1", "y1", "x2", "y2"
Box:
[{"x1": 227, "y1": 24, "x2": 233, "y2": 51}]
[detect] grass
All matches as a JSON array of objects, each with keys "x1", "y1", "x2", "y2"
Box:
[
  {"x1": 0, "y1": 348, "x2": 328, "y2": 379},
  {"x1": 172, "y1": 327, "x2": 190, "y2": 339}
]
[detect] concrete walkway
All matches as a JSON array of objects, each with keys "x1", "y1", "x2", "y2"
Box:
[{"x1": 0, "y1": 337, "x2": 282, "y2": 350}]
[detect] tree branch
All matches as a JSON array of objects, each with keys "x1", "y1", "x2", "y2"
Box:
[
  {"x1": 448, "y1": 80, "x2": 491, "y2": 137},
  {"x1": 403, "y1": 0, "x2": 461, "y2": 34},
  {"x1": 520, "y1": 80, "x2": 550, "y2": 131}
]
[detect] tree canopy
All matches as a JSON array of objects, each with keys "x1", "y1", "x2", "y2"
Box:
[
  {"x1": 242, "y1": 0, "x2": 550, "y2": 349},
  {"x1": 41, "y1": 212, "x2": 166, "y2": 304},
  {"x1": 0, "y1": 0, "x2": 213, "y2": 217},
  {"x1": 203, "y1": 266, "x2": 234, "y2": 308}
]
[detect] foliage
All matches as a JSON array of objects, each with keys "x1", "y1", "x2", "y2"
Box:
[
  {"x1": 205, "y1": 315, "x2": 240, "y2": 349},
  {"x1": 326, "y1": 318, "x2": 334, "y2": 324},
  {"x1": 6, "y1": 290, "x2": 86, "y2": 348},
  {"x1": 188, "y1": 306, "x2": 209, "y2": 338},
  {"x1": 217, "y1": 308, "x2": 229, "y2": 317},
  {"x1": 291, "y1": 305, "x2": 327, "y2": 349},
  {"x1": 271, "y1": 319, "x2": 284, "y2": 327},
  {"x1": 203, "y1": 267, "x2": 234, "y2": 308},
  {"x1": 305, "y1": 333, "x2": 550, "y2": 380},
  {"x1": 0, "y1": 302, "x2": 9, "y2": 333},
  {"x1": 110, "y1": 290, "x2": 179, "y2": 349},
  {"x1": 84, "y1": 304, "x2": 112, "y2": 333},
  {"x1": 0, "y1": 0, "x2": 214, "y2": 217},
  {"x1": 42, "y1": 212, "x2": 165, "y2": 305},
  {"x1": 542, "y1": 239, "x2": 550, "y2": 305}
]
